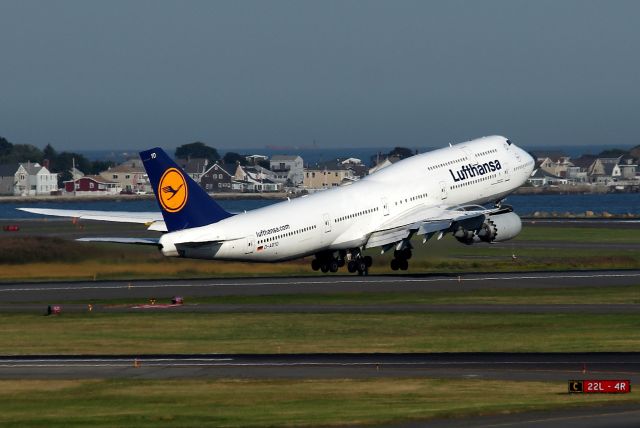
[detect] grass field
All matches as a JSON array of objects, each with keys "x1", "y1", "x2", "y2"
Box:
[
  {"x1": 1, "y1": 378, "x2": 637, "y2": 428},
  {"x1": 4, "y1": 312, "x2": 640, "y2": 355},
  {"x1": 0, "y1": 224, "x2": 638, "y2": 281},
  {"x1": 54, "y1": 284, "x2": 640, "y2": 307}
]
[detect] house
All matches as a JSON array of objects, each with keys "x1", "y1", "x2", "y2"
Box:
[
  {"x1": 200, "y1": 162, "x2": 236, "y2": 193},
  {"x1": 15, "y1": 162, "x2": 58, "y2": 195},
  {"x1": 303, "y1": 162, "x2": 355, "y2": 189},
  {"x1": 99, "y1": 158, "x2": 150, "y2": 193},
  {"x1": 369, "y1": 157, "x2": 401, "y2": 175},
  {"x1": 245, "y1": 154, "x2": 269, "y2": 165},
  {"x1": 568, "y1": 155, "x2": 598, "y2": 182},
  {"x1": 588, "y1": 157, "x2": 622, "y2": 184},
  {"x1": 527, "y1": 168, "x2": 568, "y2": 187},
  {"x1": 269, "y1": 155, "x2": 304, "y2": 185},
  {"x1": 233, "y1": 164, "x2": 281, "y2": 192},
  {"x1": 63, "y1": 175, "x2": 121, "y2": 194},
  {"x1": 176, "y1": 157, "x2": 209, "y2": 182},
  {"x1": 618, "y1": 156, "x2": 638, "y2": 180},
  {"x1": 533, "y1": 151, "x2": 573, "y2": 177},
  {"x1": 0, "y1": 164, "x2": 18, "y2": 195}
]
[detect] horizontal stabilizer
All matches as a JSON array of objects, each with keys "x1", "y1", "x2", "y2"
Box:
[
  {"x1": 76, "y1": 237, "x2": 160, "y2": 245},
  {"x1": 18, "y1": 208, "x2": 167, "y2": 232}
]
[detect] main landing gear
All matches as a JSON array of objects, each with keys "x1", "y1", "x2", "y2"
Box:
[
  {"x1": 311, "y1": 249, "x2": 372, "y2": 275},
  {"x1": 390, "y1": 248, "x2": 411, "y2": 271}
]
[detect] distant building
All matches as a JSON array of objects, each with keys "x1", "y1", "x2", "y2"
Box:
[
  {"x1": 63, "y1": 176, "x2": 121, "y2": 194},
  {"x1": 99, "y1": 158, "x2": 150, "y2": 193},
  {"x1": 16, "y1": 162, "x2": 58, "y2": 195},
  {"x1": 0, "y1": 164, "x2": 19, "y2": 195},
  {"x1": 369, "y1": 157, "x2": 401, "y2": 175},
  {"x1": 234, "y1": 164, "x2": 281, "y2": 192},
  {"x1": 527, "y1": 168, "x2": 568, "y2": 187},
  {"x1": 588, "y1": 157, "x2": 622, "y2": 184},
  {"x1": 269, "y1": 155, "x2": 304, "y2": 185},
  {"x1": 533, "y1": 151, "x2": 573, "y2": 178},
  {"x1": 176, "y1": 157, "x2": 209, "y2": 182},
  {"x1": 200, "y1": 162, "x2": 236, "y2": 193},
  {"x1": 303, "y1": 162, "x2": 355, "y2": 189}
]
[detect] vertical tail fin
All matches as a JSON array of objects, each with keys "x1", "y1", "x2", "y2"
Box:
[{"x1": 139, "y1": 148, "x2": 233, "y2": 231}]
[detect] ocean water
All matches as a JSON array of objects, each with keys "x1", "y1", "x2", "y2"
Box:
[{"x1": 2, "y1": 193, "x2": 638, "y2": 220}]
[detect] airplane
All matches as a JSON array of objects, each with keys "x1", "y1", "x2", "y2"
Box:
[{"x1": 20, "y1": 135, "x2": 535, "y2": 275}]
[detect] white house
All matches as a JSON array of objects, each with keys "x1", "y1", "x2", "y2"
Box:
[
  {"x1": 269, "y1": 155, "x2": 304, "y2": 185},
  {"x1": 16, "y1": 162, "x2": 58, "y2": 195}
]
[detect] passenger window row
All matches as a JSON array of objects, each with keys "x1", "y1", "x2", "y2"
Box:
[
  {"x1": 336, "y1": 207, "x2": 379, "y2": 223},
  {"x1": 428, "y1": 157, "x2": 468, "y2": 170},
  {"x1": 451, "y1": 174, "x2": 496, "y2": 189},
  {"x1": 257, "y1": 225, "x2": 317, "y2": 244},
  {"x1": 395, "y1": 193, "x2": 428, "y2": 206}
]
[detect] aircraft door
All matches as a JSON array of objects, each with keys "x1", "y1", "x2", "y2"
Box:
[
  {"x1": 322, "y1": 213, "x2": 332, "y2": 233},
  {"x1": 245, "y1": 236, "x2": 255, "y2": 254},
  {"x1": 503, "y1": 161, "x2": 510, "y2": 181},
  {"x1": 381, "y1": 197, "x2": 389, "y2": 216},
  {"x1": 439, "y1": 181, "x2": 448, "y2": 200}
]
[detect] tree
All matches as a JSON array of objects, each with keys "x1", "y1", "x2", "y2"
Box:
[
  {"x1": 43, "y1": 144, "x2": 58, "y2": 170},
  {"x1": 0, "y1": 136, "x2": 13, "y2": 157},
  {"x1": 54, "y1": 152, "x2": 92, "y2": 187},
  {"x1": 388, "y1": 146, "x2": 414, "y2": 160},
  {"x1": 598, "y1": 148, "x2": 628, "y2": 158},
  {"x1": 223, "y1": 152, "x2": 247, "y2": 165},
  {"x1": 89, "y1": 160, "x2": 115, "y2": 175},
  {"x1": 0, "y1": 144, "x2": 44, "y2": 164},
  {"x1": 175, "y1": 142, "x2": 220, "y2": 162}
]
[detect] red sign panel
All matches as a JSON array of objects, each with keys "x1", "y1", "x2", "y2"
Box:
[{"x1": 569, "y1": 380, "x2": 630, "y2": 394}]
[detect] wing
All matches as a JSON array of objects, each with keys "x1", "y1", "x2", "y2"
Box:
[
  {"x1": 18, "y1": 208, "x2": 167, "y2": 232},
  {"x1": 365, "y1": 204, "x2": 509, "y2": 250}
]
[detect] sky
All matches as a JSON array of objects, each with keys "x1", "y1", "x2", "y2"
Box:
[{"x1": 0, "y1": 0, "x2": 638, "y2": 151}]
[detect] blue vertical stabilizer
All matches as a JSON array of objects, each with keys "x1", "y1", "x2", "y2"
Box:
[{"x1": 139, "y1": 148, "x2": 233, "y2": 231}]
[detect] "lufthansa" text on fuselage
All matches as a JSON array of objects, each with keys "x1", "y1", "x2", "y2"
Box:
[{"x1": 449, "y1": 160, "x2": 502, "y2": 182}]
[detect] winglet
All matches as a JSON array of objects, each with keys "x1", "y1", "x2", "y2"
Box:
[{"x1": 139, "y1": 148, "x2": 233, "y2": 231}]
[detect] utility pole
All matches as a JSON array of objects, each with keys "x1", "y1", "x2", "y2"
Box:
[{"x1": 72, "y1": 157, "x2": 76, "y2": 197}]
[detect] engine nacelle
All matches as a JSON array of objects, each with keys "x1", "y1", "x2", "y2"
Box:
[
  {"x1": 475, "y1": 212, "x2": 522, "y2": 243},
  {"x1": 453, "y1": 212, "x2": 522, "y2": 244}
]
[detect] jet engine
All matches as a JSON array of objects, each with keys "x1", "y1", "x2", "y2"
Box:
[{"x1": 453, "y1": 212, "x2": 522, "y2": 244}]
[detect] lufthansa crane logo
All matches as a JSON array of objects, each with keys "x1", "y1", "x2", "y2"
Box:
[{"x1": 158, "y1": 168, "x2": 188, "y2": 213}]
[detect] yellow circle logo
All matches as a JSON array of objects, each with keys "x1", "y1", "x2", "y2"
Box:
[{"x1": 158, "y1": 168, "x2": 188, "y2": 213}]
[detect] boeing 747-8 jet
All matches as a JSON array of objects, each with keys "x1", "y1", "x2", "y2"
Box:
[{"x1": 21, "y1": 135, "x2": 535, "y2": 274}]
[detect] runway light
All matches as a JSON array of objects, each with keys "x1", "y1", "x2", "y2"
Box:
[{"x1": 47, "y1": 305, "x2": 62, "y2": 316}]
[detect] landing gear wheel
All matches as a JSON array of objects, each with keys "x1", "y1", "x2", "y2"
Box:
[
  {"x1": 320, "y1": 264, "x2": 329, "y2": 273},
  {"x1": 311, "y1": 259, "x2": 320, "y2": 271},
  {"x1": 399, "y1": 259, "x2": 409, "y2": 271},
  {"x1": 363, "y1": 255, "x2": 373, "y2": 267},
  {"x1": 390, "y1": 259, "x2": 399, "y2": 271},
  {"x1": 329, "y1": 261, "x2": 339, "y2": 273},
  {"x1": 347, "y1": 260, "x2": 357, "y2": 273},
  {"x1": 402, "y1": 249, "x2": 412, "y2": 260}
]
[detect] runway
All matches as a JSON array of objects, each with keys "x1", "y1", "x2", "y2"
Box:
[
  {"x1": 1, "y1": 352, "x2": 639, "y2": 381},
  {"x1": 1, "y1": 270, "x2": 639, "y2": 303}
]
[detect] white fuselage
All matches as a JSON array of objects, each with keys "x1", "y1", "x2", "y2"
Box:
[{"x1": 159, "y1": 136, "x2": 535, "y2": 261}]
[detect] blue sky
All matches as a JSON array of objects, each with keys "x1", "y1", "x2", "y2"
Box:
[{"x1": 0, "y1": 0, "x2": 638, "y2": 151}]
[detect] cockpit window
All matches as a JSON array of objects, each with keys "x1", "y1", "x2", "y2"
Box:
[{"x1": 506, "y1": 139, "x2": 512, "y2": 145}]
